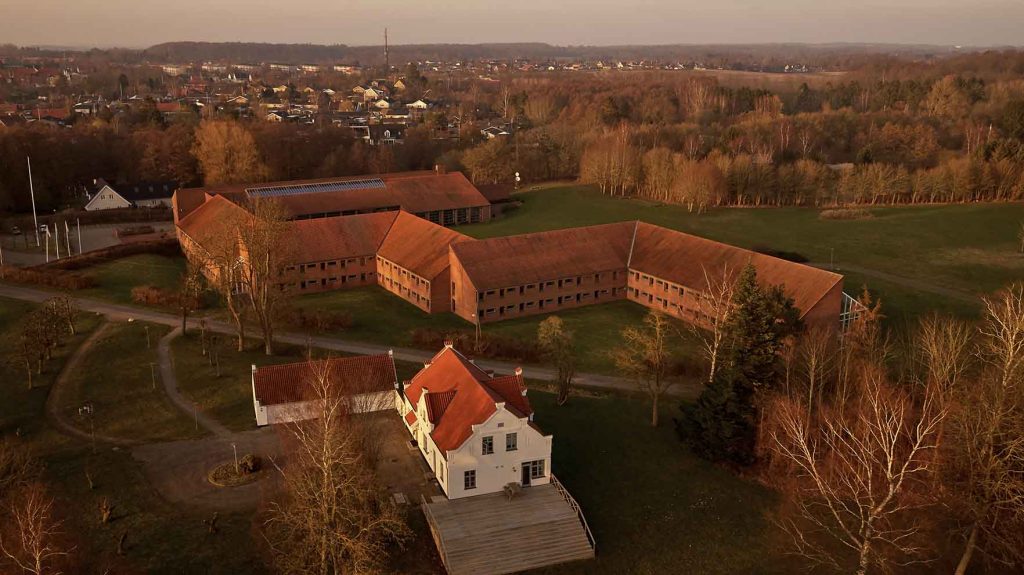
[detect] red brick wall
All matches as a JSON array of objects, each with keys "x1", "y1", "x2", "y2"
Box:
[{"x1": 285, "y1": 255, "x2": 377, "y2": 293}]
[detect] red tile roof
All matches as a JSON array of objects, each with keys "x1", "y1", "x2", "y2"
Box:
[
  {"x1": 253, "y1": 354, "x2": 397, "y2": 406},
  {"x1": 629, "y1": 222, "x2": 843, "y2": 319},
  {"x1": 405, "y1": 410, "x2": 418, "y2": 425},
  {"x1": 377, "y1": 211, "x2": 471, "y2": 280},
  {"x1": 175, "y1": 171, "x2": 489, "y2": 219},
  {"x1": 404, "y1": 345, "x2": 532, "y2": 452},
  {"x1": 175, "y1": 194, "x2": 249, "y2": 251},
  {"x1": 291, "y1": 211, "x2": 398, "y2": 263},
  {"x1": 450, "y1": 221, "x2": 635, "y2": 289}
]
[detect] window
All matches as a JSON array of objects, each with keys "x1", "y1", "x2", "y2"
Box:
[
  {"x1": 528, "y1": 459, "x2": 545, "y2": 479},
  {"x1": 464, "y1": 470, "x2": 476, "y2": 490},
  {"x1": 506, "y1": 432, "x2": 518, "y2": 452},
  {"x1": 482, "y1": 436, "x2": 494, "y2": 455}
]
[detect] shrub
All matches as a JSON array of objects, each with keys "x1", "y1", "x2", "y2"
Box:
[
  {"x1": 278, "y1": 305, "x2": 354, "y2": 332},
  {"x1": 751, "y1": 246, "x2": 809, "y2": 263},
  {"x1": 0, "y1": 266, "x2": 96, "y2": 290},
  {"x1": 116, "y1": 225, "x2": 156, "y2": 237},
  {"x1": 130, "y1": 285, "x2": 179, "y2": 307},
  {"x1": 819, "y1": 208, "x2": 873, "y2": 220},
  {"x1": 239, "y1": 454, "x2": 261, "y2": 474},
  {"x1": 410, "y1": 328, "x2": 541, "y2": 363},
  {"x1": 41, "y1": 239, "x2": 181, "y2": 271}
]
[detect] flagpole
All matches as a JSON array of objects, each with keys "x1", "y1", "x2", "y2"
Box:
[
  {"x1": 77, "y1": 218, "x2": 82, "y2": 255},
  {"x1": 45, "y1": 227, "x2": 49, "y2": 263},
  {"x1": 27, "y1": 157, "x2": 39, "y2": 247},
  {"x1": 64, "y1": 221, "x2": 71, "y2": 256},
  {"x1": 54, "y1": 224, "x2": 60, "y2": 259}
]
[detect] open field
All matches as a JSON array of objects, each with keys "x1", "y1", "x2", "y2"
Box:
[
  {"x1": 59, "y1": 321, "x2": 204, "y2": 443},
  {"x1": 458, "y1": 185, "x2": 1024, "y2": 322},
  {"x1": 79, "y1": 253, "x2": 186, "y2": 305},
  {"x1": 293, "y1": 287, "x2": 699, "y2": 375}
]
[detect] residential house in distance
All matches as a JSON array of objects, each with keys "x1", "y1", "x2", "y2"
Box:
[
  {"x1": 399, "y1": 343, "x2": 551, "y2": 499},
  {"x1": 85, "y1": 178, "x2": 178, "y2": 210},
  {"x1": 251, "y1": 353, "x2": 399, "y2": 426}
]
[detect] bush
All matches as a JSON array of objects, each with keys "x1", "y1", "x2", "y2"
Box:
[
  {"x1": 0, "y1": 266, "x2": 96, "y2": 290},
  {"x1": 751, "y1": 246, "x2": 809, "y2": 263},
  {"x1": 410, "y1": 328, "x2": 542, "y2": 363},
  {"x1": 40, "y1": 239, "x2": 181, "y2": 271},
  {"x1": 278, "y1": 305, "x2": 354, "y2": 332},
  {"x1": 239, "y1": 454, "x2": 261, "y2": 474},
  {"x1": 819, "y1": 208, "x2": 873, "y2": 220},
  {"x1": 130, "y1": 285, "x2": 185, "y2": 307}
]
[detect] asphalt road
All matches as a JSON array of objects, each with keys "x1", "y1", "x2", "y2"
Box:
[{"x1": 0, "y1": 282, "x2": 696, "y2": 398}]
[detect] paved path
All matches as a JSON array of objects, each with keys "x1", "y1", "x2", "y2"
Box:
[
  {"x1": 810, "y1": 262, "x2": 981, "y2": 305},
  {"x1": 0, "y1": 282, "x2": 694, "y2": 398},
  {"x1": 157, "y1": 327, "x2": 231, "y2": 437}
]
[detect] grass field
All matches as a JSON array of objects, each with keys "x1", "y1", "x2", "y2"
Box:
[
  {"x1": 508, "y1": 390, "x2": 794, "y2": 574},
  {"x1": 80, "y1": 253, "x2": 186, "y2": 304},
  {"x1": 172, "y1": 332, "x2": 425, "y2": 432},
  {"x1": 457, "y1": 186, "x2": 1024, "y2": 322},
  {"x1": 294, "y1": 287, "x2": 699, "y2": 375},
  {"x1": 59, "y1": 321, "x2": 204, "y2": 443}
]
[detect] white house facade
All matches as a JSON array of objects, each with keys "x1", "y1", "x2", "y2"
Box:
[
  {"x1": 400, "y1": 343, "x2": 552, "y2": 499},
  {"x1": 84, "y1": 184, "x2": 131, "y2": 211}
]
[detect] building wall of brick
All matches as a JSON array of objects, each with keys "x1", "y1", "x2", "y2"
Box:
[
  {"x1": 452, "y1": 266, "x2": 629, "y2": 324},
  {"x1": 800, "y1": 280, "x2": 845, "y2": 333},
  {"x1": 285, "y1": 255, "x2": 377, "y2": 293},
  {"x1": 376, "y1": 255, "x2": 435, "y2": 313},
  {"x1": 626, "y1": 268, "x2": 711, "y2": 327},
  {"x1": 449, "y1": 251, "x2": 481, "y2": 320}
]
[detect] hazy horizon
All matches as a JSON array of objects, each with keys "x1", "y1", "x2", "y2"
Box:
[{"x1": 4, "y1": 0, "x2": 1023, "y2": 51}]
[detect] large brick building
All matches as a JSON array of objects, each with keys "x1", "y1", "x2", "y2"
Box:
[
  {"x1": 175, "y1": 174, "x2": 846, "y2": 332},
  {"x1": 172, "y1": 169, "x2": 491, "y2": 227}
]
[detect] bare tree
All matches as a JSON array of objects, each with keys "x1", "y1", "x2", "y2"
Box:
[
  {"x1": 262, "y1": 360, "x2": 409, "y2": 574},
  {"x1": 195, "y1": 212, "x2": 249, "y2": 351},
  {"x1": 916, "y1": 312, "x2": 973, "y2": 400},
  {"x1": 795, "y1": 325, "x2": 836, "y2": 418},
  {"x1": 944, "y1": 284, "x2": 1024, "y2": 574},
  {"x1": 177, "y1": 262, "x2": 204, "y2": 336},
  {"x1": 691, "y1": 265, "x2": 737, "y2": 385},
  {"x1": 0, "y1": 483, "x2": 70, "y2": 575},
  {"x1": 0, "y1": 437, "x2": 38, "y2": 499},
  {"x1": 237, "y1": 197, "x2": 294, "y2": 356},
  {"x1": 44, "y1": 297, "x2": 76, "y2": 337},
  {"x1": 768, "y1": 363, "x2": 947, "y2": 575},
  {"x1": 537, "y1": 316, "x2": 576, "y2": 406},
  {"x1": 613, "y1": 310, "x2": 676, "y2": 426}
]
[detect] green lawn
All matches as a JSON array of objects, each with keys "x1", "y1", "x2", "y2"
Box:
[
  {"x1": 0, "y1": 297, "x2": 103, "y2": 435},
  {"x1": 59, "y1": 321, "x2": 204, "y2": 443},
  {"x1": 294, "y1": 286, "x2": 699, "y2": 375},
  {"x1": 80, "y1": 253, "x2": 186, "y2": 305},
  {"x1": 509, "y1": 390, "x2": 795, "y2": 574},
  {"x1": 172, "y1": 332, "x2": 424, "y2": 432},
  {"x1": 458, "y1": 186, "x2": 1024, "y2": 321}
]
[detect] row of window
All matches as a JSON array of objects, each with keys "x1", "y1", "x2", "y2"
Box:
[
  {"x1": 287, "y1": 257, "x2": 371, "y2": 274},
  {"x1": 378, "y1": 257, "x2": 430, "y2": 290},
  {"x1": 481, "y1": 432, "x2": 517, "y2": 455},
  {"x1": 631, "y1": 271, "x2": 687, "y2": 297},
  {"x1": 477, "y1": 289, "x2": 615, "y2": 318},
  {"x1": 299, "y1": 273, "x2": 370, "y2": 290},
  {"x1": 462, "y1": 459, "x2": 545, "y2": 490},
  {"x1": 478, "y1": 272, "x2": 621, "y2": 301},
  {"x1": 419, "y1": 207, "x2": 485, "y2": 226}
]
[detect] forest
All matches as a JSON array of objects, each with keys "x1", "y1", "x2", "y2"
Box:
[{"x1": 2, "y1": 48, "x2": 1024, "y2": 213}]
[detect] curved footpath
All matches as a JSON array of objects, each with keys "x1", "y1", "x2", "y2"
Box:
[{"x1": 0, "y1": 282, "x2": 695, "y2": 398}]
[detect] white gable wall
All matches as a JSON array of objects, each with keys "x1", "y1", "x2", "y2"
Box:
[
  {"x1": 84, "y1": 185, "x2": 131, "y2": 211},
  {"x1": 445, "y1": 404, "x2": 552, "y2": 499}
]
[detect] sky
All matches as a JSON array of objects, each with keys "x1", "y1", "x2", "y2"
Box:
[{"x1": 3, "y1": 0, "x2": 1023, "y2": 49}]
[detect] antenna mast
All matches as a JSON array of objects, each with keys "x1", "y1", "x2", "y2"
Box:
[{"x1": 384, "y1": 28, "x2": 389, "y2": 75}]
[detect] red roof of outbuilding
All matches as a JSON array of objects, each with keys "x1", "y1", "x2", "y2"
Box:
[
  {"x1": 252, "y1": 354, "x2": 397, "y2": 406},
  {"x1": 404, "y1": 345, "x2": 532, "y2": 452}
]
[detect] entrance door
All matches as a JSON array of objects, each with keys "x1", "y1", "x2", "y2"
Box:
[{"x1": 521, "y1": 462, "x2": 531, "y2": 486}]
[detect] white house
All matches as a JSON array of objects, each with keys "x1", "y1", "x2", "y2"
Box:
[
  {"x1": 84, "y1": 179, "x2": 177, "y2": 210},
  {"x1": 251, "y1": 352, "x2": 399, "y2": 426},
  {"x1": 399, "y1": 343, "x2": 552, "y2": 499}
]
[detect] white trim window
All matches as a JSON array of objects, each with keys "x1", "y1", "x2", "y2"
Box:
[
  {"x1": 505, "y1": 432, "x2": 518, "y2": 452},
  {"x1": 482, "y1": 435, "x2": 494, "y2": 455},
  {"x1": 464, "y1": 470, "x2": 476, "y2": 490}
]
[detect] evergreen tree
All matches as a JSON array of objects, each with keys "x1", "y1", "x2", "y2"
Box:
[{"x1": 677, "y1": 264, "x2": 801, "y2": 465}]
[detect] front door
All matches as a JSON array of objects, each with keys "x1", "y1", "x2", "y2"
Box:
[{"x1": 521, "y1": 462, "x2": 531, "y2": 486}]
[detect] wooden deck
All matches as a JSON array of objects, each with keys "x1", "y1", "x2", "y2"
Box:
[{"x1": 422, "y1": 481, "x2": 595, "y2": 575}]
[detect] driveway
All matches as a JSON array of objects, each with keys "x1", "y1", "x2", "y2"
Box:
[{"x1": 131, "y1": 428, "x2": 284, "y2": 511}]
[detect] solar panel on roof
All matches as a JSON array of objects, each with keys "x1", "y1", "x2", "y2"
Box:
[{"x1": 246, "y1": 178, "x2": 386, "y2": 198}]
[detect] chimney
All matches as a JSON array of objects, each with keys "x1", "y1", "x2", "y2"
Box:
[{"x1": 434, "y1": 163, "x2": 446, "y2": 175}]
